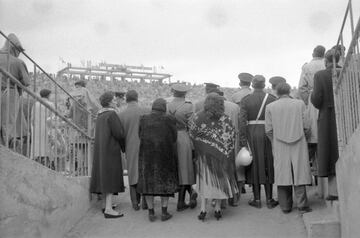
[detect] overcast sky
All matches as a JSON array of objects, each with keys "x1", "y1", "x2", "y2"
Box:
[{"x1": 0, "y1": 0, "x2": 358, "y2": 87}]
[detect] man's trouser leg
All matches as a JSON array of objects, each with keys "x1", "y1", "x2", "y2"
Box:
[
  {"x1": 277, "y1": 185, "x2": 293, "y2": 211},
  {"x1": 130, "y1": 184, "x2": 140, "y2": 206},
  {"x1": 294, "y1": 185, "x2": 308, "y2": 209}
]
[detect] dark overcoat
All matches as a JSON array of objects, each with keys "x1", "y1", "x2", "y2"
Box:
[
  {"x1": 310, "y1": 65, "x2": 339, "y2": 177},
  {"x1": 90, "y1": 108, "x2": 125, "y2": 194},
  {"x1": 239, "y1": 89, "x2": 277, "y2": 185},
  {"x1": 137, "y1": 111, "x2": 179, "y2": 196}
]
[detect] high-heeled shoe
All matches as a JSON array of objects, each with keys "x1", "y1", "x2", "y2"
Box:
[
  {"x1": 197, "y1": 211, "x2": 207, "y2": 221},
  {"x1": 214, "y1": 210, "x2": 222, "y2": 220}
]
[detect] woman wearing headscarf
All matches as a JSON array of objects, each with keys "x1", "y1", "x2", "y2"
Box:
[
  {"x1": 189, "y1": 93, "x2": 238, "y2": 221},
  {"x1": 90, "y1": 91, "x2": 125, "y2": 219},
  {"x1": 137, "y1": 98, "x2": 178, "y2": 222}
]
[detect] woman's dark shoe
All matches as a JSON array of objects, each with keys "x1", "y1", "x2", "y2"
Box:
[
  {"x1": 161, "y1": 212, "x2": 172, "y2": 221},
  {"x1": 214, "y1": 210, "x2": 222, "y2": 220},
  {"x1": 104, "y1": 212, "x2": 124, "y2": 219},
  {"x1": 248, "y1": 199, "x2": 261, "y2": 208},
  {"x1": 148, "y1": 214, "x2": 157, "y2": 222},
  {"x1": 197, "y1": 211, "x2": 207, "y2": 221},
  {"x1": 266, "y1": 199, "x2": 279, "y2": 209}
]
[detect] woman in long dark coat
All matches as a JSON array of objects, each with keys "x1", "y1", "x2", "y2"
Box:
[
  {"x1": 137, "y1": 98, "x2": 179, "y2": 222},
  {"x1": 90, "y1": 91, "x2": 125, "y2": 218},
  {"x1": 311, "y1": 49, "x2": 340, "y2": 200}
]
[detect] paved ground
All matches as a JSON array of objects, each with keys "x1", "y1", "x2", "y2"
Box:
[{"x1": 65, "y1": 183, "x2": 308, "y2": 238}]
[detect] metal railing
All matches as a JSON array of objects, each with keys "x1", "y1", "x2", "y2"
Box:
[
  {"x1": 333, "y1": 0, "x2": 360, "y2": 153},
  {"x1": 0, "y1": 31, "x2": 96, "y2": 176}
]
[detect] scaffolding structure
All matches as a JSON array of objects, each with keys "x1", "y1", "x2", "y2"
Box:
[{"x1": 57, "y1": 63, "x2": 172, "y2": 84}]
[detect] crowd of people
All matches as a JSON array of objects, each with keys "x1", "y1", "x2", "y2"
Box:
[{"x1": 0, "y1": 33, "x2": 342, "y2": 223}]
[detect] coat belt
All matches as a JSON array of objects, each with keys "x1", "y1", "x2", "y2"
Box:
[{"x1": 248, "y1": 120, "x2": 265, "y2": 125}]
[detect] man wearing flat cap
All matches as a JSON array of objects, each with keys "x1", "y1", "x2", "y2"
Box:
[
  {"x1": 238, "y1": 75, "x2": 278, "y2": 209},
  {"x1": 231, "y1": 72, "x2": 253, "y2": 105},
  {"x1": 0, "y1": 33, "x2": 30, "y2": 146},
  {"x1": 167, "y1": 83, "x2": 198, "y2": 211},
  {"x1": 194, "y1": 82, "x2": 219, "y2": 113},
  {"x1": 269, "y1": 76, "x2": 286, "y2": 96}
]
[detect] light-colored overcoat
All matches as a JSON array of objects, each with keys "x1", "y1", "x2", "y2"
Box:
[
  {"x1": 265, "y1": 96, "x2": 311, "y2": 186},
  {"x1": 298, "y1": 57, "x2": 325, "y2": 143},
  {"x1": 118, "y1": 102, "x2": 149, "y2": 185}
]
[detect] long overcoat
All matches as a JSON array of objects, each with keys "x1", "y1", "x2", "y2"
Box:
[
  {"x1": 118, "y1": 102, "x2": 149, "y2": 185},
  {"x1": 137, "y1": 111, "x2": 179, "y2": 195},
  {"x1": 298, "y1": 57, "x2": 325, "y2": 143},
  {"x1": 90, "y1": 108, "x2": 125, "y2": 194},
  {"x1": 310, "y1": 65, "x2": 339, "y2": 177},
  {"x1": 265, "y1": 97, "x2": 312, "y2": 186},
  {"x1": 239, "y1": 89, "x2": 276, "y2": 185},
  {"x1": 167, "y1": 97, "x2": 195, "y2": 185}
]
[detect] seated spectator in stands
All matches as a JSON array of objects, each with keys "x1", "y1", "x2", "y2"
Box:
[
  {"x1": 90, "y1": 91, "x2": 126, "y2": 219},
  {"x1": 137, "y1": 98, "x2": 178, "y2": 222},
  {"x1": 0, "y1": 33, "x2": 30, "y2": 147},
  {"x1": 31, "y1": 89, "x2": 55, "y2": 168}
]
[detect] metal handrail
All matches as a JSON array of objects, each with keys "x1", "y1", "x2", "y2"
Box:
[
  {"x1": 0, "y1": 68, "x2": 93, "y2": 140},
  {"x1": 0, "y1": 30, "x2": 95, "y2": 118},
  {"x1": 335, "y1": 16, "x2": 360, "y2": 93}
]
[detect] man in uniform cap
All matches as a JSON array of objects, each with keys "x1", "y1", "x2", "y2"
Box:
[
  {"x1": 230, "y1": 72, "x2": 253, "y2": 195},
  {"x1": 239, "y1": 75, "x2": 278, "y2": 209},
  {"x1": 0, "y1": 33, "x2": 30, "y2": 146},
  {"x1": 194, "y1": 82, "x2": 219, "y2": 113},
  {"x1": 231, "y1": 72, "x2": 253, "y2": 105},
  {"x1": 167, "y1": 83, "x2": 198, "y2": 211},
  {"x1": 269, "y1": 76, "x2": 286, "y2": 96}
]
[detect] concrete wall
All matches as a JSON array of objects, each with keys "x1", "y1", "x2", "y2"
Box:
[
  {"x1": 0, "y1": 146, "x2": 93, "y2": 238},
  {"x1": 336, "y1": 128, "x2": 360, "y2": 238}
]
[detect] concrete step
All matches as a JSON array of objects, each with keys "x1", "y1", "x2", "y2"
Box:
[{"x1": 302, "y1": 186, "x2": 340, "y2": 238}]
